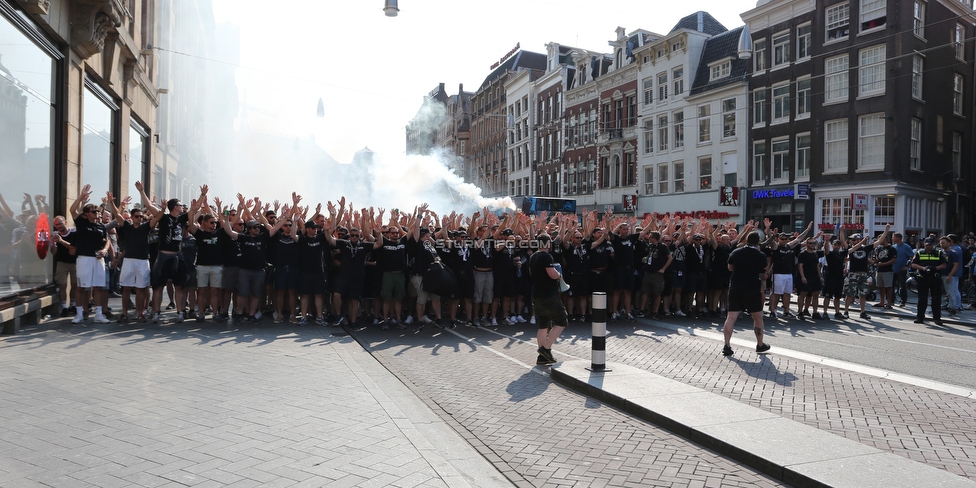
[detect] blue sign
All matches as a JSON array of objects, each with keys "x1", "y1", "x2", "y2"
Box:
[
  {"x1": 795, "y1": 184, "x2": 810, "y2": 200},
  {"x1": 752, "y1": 188, "x2": 794, "y2": 199}
]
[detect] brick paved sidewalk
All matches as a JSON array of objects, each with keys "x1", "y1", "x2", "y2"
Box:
[
  {"x1": 549, "y1": 316, "x2": 976, "y2": 481},
  {"x1": 347, "y1": 323, "x2": 785, "y2": 487},
  {"x1": 0, "y1": 317, "x2": 510, "y2": 487}
]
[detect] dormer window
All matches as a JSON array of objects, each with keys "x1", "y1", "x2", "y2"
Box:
[{"x1": 709, "y1": 61, "x2": 731, "y2": 81}]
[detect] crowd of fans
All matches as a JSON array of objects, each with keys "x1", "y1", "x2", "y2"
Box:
[{"x1": 43, "y1": 183, "x2": 976, "y2": 332}]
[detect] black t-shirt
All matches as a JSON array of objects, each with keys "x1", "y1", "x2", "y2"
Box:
[
  {"x1": 873, "y1": 245, "x2": 896, "y2": 273},
  {"x1": 669, "y1": 243, "x2": 686, "y2": 273},
  {"x1": 644, "y1": 242, "x2": 671, "y2": 273},
  {"x1": 119, "y1": 223, "x2": 152, "y2": 260},
  {"x1": 222, "y1": 231, "x2": 243, "y2": 267},
  {"x1": 849, "y1": 247, "x2": 870, "y2": 273},
  {"x1": 493, "y1": 243, "x2": 517, "y2": 278},
  {"x1": 376, "y1": 236, "x2": 408, "y2": 272},
  {"x1": 335, "y1": 239, "x2": 370, "y2": 273},
  {"x1": 797, "y1": 250, "x2": 823, "y2": 281},
  {"x1": 610, "y1": 234, "x2": 639, "y2": 268},
  {"x1": 54, "y1": 229, "x2": 78, "y2": 264},
  {"x1": 711, "y1": 244, "x2": 732, "y2": 277},
  {"x1": 728, "y1": 246, "x2": 768, "y2": 289},
  {"x1": 771, "y1": 244, "x2": 798, "y2": 274},
  {"x1": 825, "y1": 249, "x2": 847, "y2": 280},
  {"x1": 271, "y1": 233, "x2": 299, "y2": 267},
  {"x1": 74, "y1": 218, "x2": 107, "y2": 257},
  {"x1": 470, "y1": 240, "x2": 494, "y2": 269},
  {"x1": 587, "y1": 239, "x2": 613, "y2": 269},
  {"x1": 298, "y1": 233, "x2": 329, "y2": 274},
  {"x1": 529, "y1": 250, "x2": 559, "y2": 298},
  {"x1": 181, "y1": 235, "x2": 197, "y2": 267},
  {"x1": 684, "y1": 244, "x2": 708, "y2": 273},
  {"x1": 563, "y1": 242, "x2": 589, "y2": 274},
  {"x1": 408, "y1": 237, "x2": 439, "y2": 276},
  {"x1": 194, "y1": 228, "x2": 224, "y2": 266},
  {"x1": 156, "y1": 214, "x2": 183, "y2": 253},
  {"x1": 238, "y1": 232, "x2": 270, "y2": 270}
]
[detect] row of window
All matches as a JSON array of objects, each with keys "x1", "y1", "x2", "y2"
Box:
[
  {"x1": 641, "y1": 98, "x2": 737, "y2": 154},
  {"x1": 642, "y1": 66, "x2": 684, "y2": 106}
]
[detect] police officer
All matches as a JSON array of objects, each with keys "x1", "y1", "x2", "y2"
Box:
[{"x1": 910, "y1": 236, "x2": 947, "y2": 325}]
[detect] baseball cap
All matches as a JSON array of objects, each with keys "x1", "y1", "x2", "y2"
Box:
[
  {"x1": 924, "y1": 237, "x2": 936, "y2": 245},
  {"x1": 246, "y1": 220, "x2": 260, "y2": 228},
  {"x1": 305, "y1": 220, "x2": 317, "y2": 228}
]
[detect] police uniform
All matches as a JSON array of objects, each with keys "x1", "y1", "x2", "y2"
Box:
[{"x1": 911, "y1": 241, "x2": 947, "y2": 324}]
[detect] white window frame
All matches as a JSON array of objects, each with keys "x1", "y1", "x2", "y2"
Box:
[
  {"x1": 796, "y1": 77, "x2": 811, "y2": 119},
  {"x1": 698, "y1": 105, "x2": 711, "y2": 143},
  {"x1": 753, "y1": 141, "x2": 767, "y2": 184},
  {"x1": 772, "y1": 137, "x2": 790, "y2": 183},
  {"x1": 913, "y1": 1, "x2": 925, "y2": 38},
  {"x1": 658, "y1": 114, "x2": 669, "y2": 151},
  {"x1": 796, "y1": 133, "x2": 811, "y2": 181},
  {"x1": 722, "y1": 98, "x2": 736, "y2": 138},
  {"x1": 672, "y1": 66, "x2": 684, "y2": 96},
  {"x1": 910, "y1": 118, "x2": 922, "y2": 172},
  {"x1": 642, "y1": 77, "x2": 654, "y2": 106},
  {"x1": 658, "y1": 163, "x2": 669, "y2": 194},
  {"x1": 826, "y1": 3, "x2": 850, "y2": 42},
  {"x1": 954, "y1": 73, "x2": 964, "y2": 116},
  {"x1": 858, "y1": 45, "x2": 886, "y2": 97},
  {"x1": 772, "y1": 83, "x2": 790, "y2": 123},
  {"x1": 673, "y1": 110, "x2": 684, "y2": 149},
  {"x1": 825, "y1": 119, "x2": 849, "y2": 174},
  {"x1": 709, "y1": 61, "x2": 731, "y2": 80},
  {"x1": 673, "y1": 161, "x2": 685, "y2": 193},
  {"x1": 699, "y1": 156, "x2": 712, "y2": 191},
  {"x1": 955, "y1": 24, "x2": 965, "y2": 60},
  {"x1": 753, "y1": 89, "x2": 767, "y2": 127},
  {"x1": 658, "y1": 72, "x2": 669, "y2": 102},
  {"x1": 858, "y1": 113, "x2": 885, "y2": 171},
  {"x1": 754, "y1": 38, "x2": 767, "y2": 72},
  {"x1": 912, "y1": 55, "x2": 923, "y2": 100},
  {"x1": 797, "y1": 24, "x2": 812, "y2": 61},
  {"x1": 643, "y1": 166, "x2": 654, "y2": 195},
  {"x1": 825, "y1": 54, "x2": 849, "y2": 104},
  {"x1": 859, "y1": 0, "x2": 886, "y2": 33},
  {"x1": 643, "y1": 119, "x2": 653, "y2": 154},
  {"x1": 772, "y1": 30, "x2": 790, "y2": 68}
]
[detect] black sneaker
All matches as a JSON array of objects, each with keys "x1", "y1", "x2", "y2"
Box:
[
  {"x1": 538, "y1": 346, "x2": 556, "y2": 363},
  {"x1": 537, "y1": 354, "x2": 553, "y2": 365},
  {"x1": 812, "y1": 312, "x2": 824, "y2": 320},
  {"x1": 914, "y1": 318, "x2": 925, "y2": 324},
  {"x1": 768, "y1": 311, "x2": 777, "y2": 319},
  {"x1": 935, "y1": 319, "x2": 944, "y2": 326},
  {"x1": 756, "y1": 343, "x2": 771, "y2": 353},
  {"x1": 722, "y1": 345, "x2": 734, "y2": 357},
  {"x1": 834, "y1": 312, "x2": 844, "y2": 320},
  {"x1": 860, "y1": 312, "x2": 871, "y2": 320}
]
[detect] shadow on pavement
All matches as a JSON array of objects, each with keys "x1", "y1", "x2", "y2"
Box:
[
  {"x1": 727, "y1": 354, "x2": 799, "y2": 387},
  {"x1": 506, "y1": 368, "x2": 551, "y2": 402}
]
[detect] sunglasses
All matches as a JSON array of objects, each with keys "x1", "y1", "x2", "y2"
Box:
[
  {"x1": 283, "y1": 224, "x2": 292, "y2": 227},
  {"x1": 131, "y1": 214, "x2": 143, "y2": 219}
]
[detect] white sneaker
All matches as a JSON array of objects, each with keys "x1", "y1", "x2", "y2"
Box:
[
  {"x1": 490, "y1": 317, "x2": 498, "y2": 326},
  {"x1": 404, "y1": 315, "x2": 414, "y2": 325},
  {"x1": 71, "y1": 314, "x2": 84, "y2": 324},
  {"x1": 92, "y1": 314, "x2": 110, "y2": 324},
  {"x1": 254, "y1": 311, "x2": 263, "y2": 321},
  {"x1": 273, "y1": 312, "x2": 280, "y2": 321},
  {"x1": 675, "y1": 310, "x2": 687, "y2": 317},
  {"x1": 516, "y1": 315, "x2": 526, "y2": 323},
  {"x1": 421, "y1": 315, "x2": 432, "y2": 324},
  {"x1": 504, "y1": 317, "x2": 515, "y2": 325},
  {"x1": 530, "y1": 316, "x2": 537, "y2": 325}
]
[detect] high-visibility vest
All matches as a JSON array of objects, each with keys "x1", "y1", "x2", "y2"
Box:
[{"x1": 915, "y1": 249, "x2": 944, "y2": 263}]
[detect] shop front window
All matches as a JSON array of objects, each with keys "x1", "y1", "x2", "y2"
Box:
[
  {"x1": 128, "y1": 122, "x2": 149, "y2": 199},
  {"x1": 0, "y1": 9, "x2": 57, "y2": 296}
]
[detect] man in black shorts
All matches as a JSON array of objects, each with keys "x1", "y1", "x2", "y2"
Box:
[
  {"x1": 722, "y1": 231, "x2": 771, "y2": 357},
  {"x1": 529, "y1": 234, "x2": 568, "y2": 365}
]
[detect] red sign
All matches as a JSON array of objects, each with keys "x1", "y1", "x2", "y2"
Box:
[
  {"x1": 852, "y1": 194, "x2": 869, "y2": 210},
  {"x1": 719, "y1": 186, "x2": 739, "y2": 206},
  {"x1": 622, "y1": 194, "x2": 637, "y2": 211},
  {"x1": 818, "y1": 223, "x2": 865, "y2": 230},
  {"x1": 644, "y1": 210, "x2": 741, "y2": 220}
]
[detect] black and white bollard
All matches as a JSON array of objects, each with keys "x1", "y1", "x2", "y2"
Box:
[{"x1": 587, "y1": 291, "x2": 611, "y2": 372}]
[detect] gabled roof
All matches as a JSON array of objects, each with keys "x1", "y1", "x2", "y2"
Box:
[
  {"x1": 669, "y1": 11, "x2": 727, "y2": 36},
  {"x1": 479, "y1": 50, "x2": 547, "y2": 90},
  {"x1": 689, "y1": 27, "x2": 750, "y2": 96}
]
